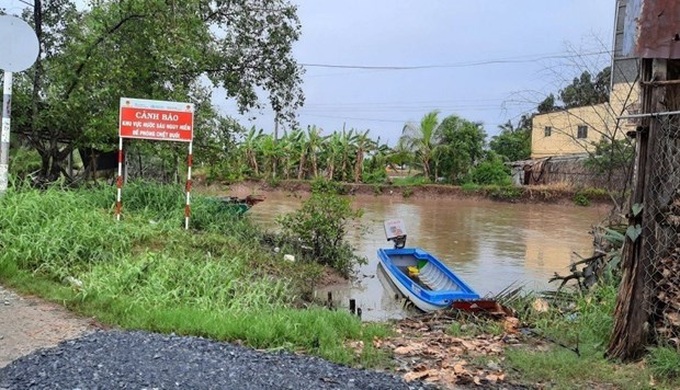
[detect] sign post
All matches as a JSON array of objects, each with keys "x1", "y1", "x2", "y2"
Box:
[
  {"x1": 0, "y1": 15, "x2": 39, "y2": 196},
  {"x1": 118, "y1": 97, "x2": 195, "y2": 228}
]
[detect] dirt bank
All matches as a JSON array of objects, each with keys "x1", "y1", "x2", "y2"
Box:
[{"x1": 202, "y1": 179, "x2": 614, "y2": 207}]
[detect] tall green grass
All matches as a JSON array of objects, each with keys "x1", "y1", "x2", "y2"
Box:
[
  {"x1": 0, "y1": 184, "x2": 391, "y2": 367},
  {"x1": 505, "y1": 284, "x2": 680, "y2": 389}
]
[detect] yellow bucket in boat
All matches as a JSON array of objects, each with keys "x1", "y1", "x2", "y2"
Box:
[{"x1": 407, "y1": 266, "x2": 419, "y2": 277}]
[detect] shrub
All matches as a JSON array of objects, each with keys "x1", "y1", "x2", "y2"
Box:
[
  {"x1": 467, "y1": 154, "x2": 512, "y2": 186},
  {"x1": 573, "y1": 192, "x2": 591, "y2": 207},
  {"x1": 277, "y1": 190, "x2": 365, "y2": 277},
  {"x1": 310, "y1": 178, "x2": 344, "y2": 195}
]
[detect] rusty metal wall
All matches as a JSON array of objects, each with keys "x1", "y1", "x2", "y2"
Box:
[{"x1": 623, "y1": 0, "x2": 680, "y2": 59}]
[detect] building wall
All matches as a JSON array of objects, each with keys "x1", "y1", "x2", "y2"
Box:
[{"x1": 531, "y1": 82, "x2": 639, "y2": 159}]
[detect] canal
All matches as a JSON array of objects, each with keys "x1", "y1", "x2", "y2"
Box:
[{"x1": 246, "y1": 191, "x2": 609, "y2": 321}]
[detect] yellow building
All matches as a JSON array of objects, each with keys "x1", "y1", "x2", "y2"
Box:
[
  {"x1": 531, "y1": 0, "x2": 639, "y2": 159},
  {"x1": 531, "y1": 82, "x2": 639, "y2": 159}
]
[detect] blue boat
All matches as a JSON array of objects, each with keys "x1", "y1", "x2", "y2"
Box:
[{"x1": 378, "y1": 219, "x2": 480, "y2": 312}]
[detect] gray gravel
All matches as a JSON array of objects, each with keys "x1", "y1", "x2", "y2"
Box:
[{"x1": 0, "y1": 330, "x2": 433, "y2": 390}]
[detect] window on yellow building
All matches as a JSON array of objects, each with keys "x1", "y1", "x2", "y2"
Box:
[
  {"x1": 577, "y1": 125, "x2": 588, "y2": 139},
  {"x1": 544, "y1": 126, "x2": 552, "y2": 137}
]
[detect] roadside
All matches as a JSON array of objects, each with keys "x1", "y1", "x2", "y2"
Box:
[{"x1": 0, "y1": 285, "x2": 94, "y2": 368}]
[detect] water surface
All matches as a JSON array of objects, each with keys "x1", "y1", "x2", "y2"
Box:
[{"x1": 247, "y1": 192, "x2": 608, "y2": 321}]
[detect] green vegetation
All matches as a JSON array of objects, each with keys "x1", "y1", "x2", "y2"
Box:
[
  {"x1": 466, "y1": 152, "x2": 513, "y2": 186},
  {"x1": 12, "y1": 0, "x2": 303, "y2": 184},
  {"x1": 489, "y1": 119, "x2": 532, "y2": 162},
  {"x1": 504, "y1": 283, "x2": 679, "y2": 389},
  {"x1": 278, "y1": 180, "x2": 365, "y2": 277},
  {"x1": 461, "y1": 183, "x2": 523, "y2": 200},
  {"x1": 0, "y1": 183, "x2": 389, "y2": 367},
  {"x1": 400, "y1": 110, "x2": 486, "y2": 183},
  {"x1": 573, "y1": 192, "x2": 591, "y2": 207}
]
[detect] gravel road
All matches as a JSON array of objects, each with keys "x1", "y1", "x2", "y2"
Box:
[{"x1": 0, "y1": 330, "x2": 434, "y2": 390}]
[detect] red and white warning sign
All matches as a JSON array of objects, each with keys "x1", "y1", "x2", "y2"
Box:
[{"x1": 119, "y1": 97, "x2": 194, "y2": 142}]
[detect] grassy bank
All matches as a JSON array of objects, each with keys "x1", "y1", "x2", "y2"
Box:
[
  {"x1": 0, "y1": 183, "x2": 390, "y2": 367},
  {"x1": 502, "y1": 283, "x2": 680, "y2": 389}
]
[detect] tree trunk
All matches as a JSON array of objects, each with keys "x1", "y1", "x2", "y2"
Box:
[{"x1": 607, "y1": 58, "x2": 680, "y2": 360}]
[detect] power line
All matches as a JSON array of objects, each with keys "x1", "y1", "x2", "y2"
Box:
[{"x1": 299, "y1": 50, "x2": 610, "y2": 71}]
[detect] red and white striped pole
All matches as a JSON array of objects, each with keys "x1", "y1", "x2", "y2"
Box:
[
  {"x1": 184, "y1": 141, "x2": 193, "y2": 230},
  {"x1": 115, "y1": 137, "x2": 124, "y2": 221}
]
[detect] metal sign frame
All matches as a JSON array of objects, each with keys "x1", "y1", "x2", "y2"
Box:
[{"x1": 117, "y1": 97, "x2": 195, "y2": 229}]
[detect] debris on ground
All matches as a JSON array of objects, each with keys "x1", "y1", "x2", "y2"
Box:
[{"x1": 376, "y1": 310, "x2": 527, "y2": 389}]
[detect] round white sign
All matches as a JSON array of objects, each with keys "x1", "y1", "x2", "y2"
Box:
[{"x1": 0, "y1": 15, "x2": 39, "y2": 72}]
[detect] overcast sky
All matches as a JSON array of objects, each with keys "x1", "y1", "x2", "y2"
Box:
[{"x1": 2, "y1": 0, "x2": 617, "y2": 144}]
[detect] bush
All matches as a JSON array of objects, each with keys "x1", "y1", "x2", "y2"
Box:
[
  {"x1": 310, "y1": 178, "x2": 344, "y2": 195},
  {"x1": 467, "y1": 155, "x2": 512, "y2": 186},
  {"x1": 573, "y1": 192, "x2": 591, "y2": 207},
  {"x1": 9, "y1": 147, "x2": 41, "y2": 179},
  {"x1": 277, "y1": 190, "x2": 365, "y2": 277}
]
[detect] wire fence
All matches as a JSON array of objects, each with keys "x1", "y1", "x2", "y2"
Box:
[{"x1": 643, "y1": 114, "x2": 680, "y2": 348}]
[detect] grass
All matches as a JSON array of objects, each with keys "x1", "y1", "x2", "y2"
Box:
[
  {"x1": 0, "y1": 183, "x2": 392, "y2": 368},
  {"x1": 502, "y1": 284, "x2": 680, "y2": 389},
  {"x1": 390, "y1": 176, "x2": 431, "y2": 186}
]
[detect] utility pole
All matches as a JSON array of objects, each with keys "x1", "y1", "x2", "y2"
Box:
[{"x1": 0, "y1": 15, "x2": 39, "y2": 196}]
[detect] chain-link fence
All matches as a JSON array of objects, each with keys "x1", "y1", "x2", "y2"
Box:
[{"x1": 643, "y1": 114, "x2": 680, "y2": 349}]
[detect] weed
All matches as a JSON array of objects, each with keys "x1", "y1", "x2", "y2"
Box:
[
  {"x1": 648, "y1": 346, "x2": 680, "y2": 379},
  {"x1": 0, "y1": 183, "x2": 391, "y2": 369},
  {"x1": 486, "y1": 185, "x2": 522, "y2": 200},
  {"x1": 401, "y1": 187, "x2": 413, "y2": 198},
  {"x1": 573, "y1": 192, "x2": 591, "y2": 207},
  {"x1": 391, "y1": 176, "x2": 430, "y2": 186}
]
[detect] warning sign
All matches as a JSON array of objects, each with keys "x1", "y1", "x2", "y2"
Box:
[{"x1": 119, "y1": 98, "x2": 194, "y2": 142}]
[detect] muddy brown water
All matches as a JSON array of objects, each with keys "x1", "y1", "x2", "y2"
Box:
[{"x1": 246, "y1": 191, "x2": 609, "y2": 321}]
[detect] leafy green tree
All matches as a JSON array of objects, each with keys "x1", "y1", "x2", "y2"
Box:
[
  {"x1": 560, "y1": 67, "x2": 611, "y2": 108},
  {"x1": 538, "y1": 93, "x2": 559, "y2": 113},
  {"x1": 435, "y1": 115, "x2": 486, "y2": 183},
  {"x1": 13, "y1": 0, "x2": 304, "y2": 183},
  {"x1": 585, "y1": 138, "x2": 634, "y2": 177},
  {"x1": 489, "y1": 120, "x2": 531, "y2": 162}
]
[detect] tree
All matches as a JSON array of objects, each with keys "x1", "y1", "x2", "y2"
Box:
[
  {"x1": 13, "y1": 0, "x2": 304, "y2": 183},
  {"x1": 560, "y1": 68, "x2": 611, "y2": 109},
  {"x1": 537, "y1": 93, "x2": 559, "y2": 113},
  {"x1": 436, "y1": 115, "x2": 486, "y2": 183},
  {"x1": 400, "y1": 110, "x2": 441, "y2": 180},
  {"x1": 489, "y1": 120, "x2": 531, "y2": 162}
]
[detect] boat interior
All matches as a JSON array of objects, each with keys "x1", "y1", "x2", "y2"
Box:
[{"x1": 389, "y1": 254, "x2": 461, "y2": 292}]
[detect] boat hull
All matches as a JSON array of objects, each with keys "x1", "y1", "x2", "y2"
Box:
[{"x1": 377, "y1": 247, "x2": 480, "y2": 312}]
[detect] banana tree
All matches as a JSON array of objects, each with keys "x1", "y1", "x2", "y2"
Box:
[
  {"x1": 256, "y1": 134, "x2": 283, "y2": 179},
  {"x1": 280, "y1": 129, "x2": 303, "y2": 179},
  {"x1": 305, "y1": 126, "x2": 323, "y2": 178},
  {"x1": 352, "y1": 129, "x2": 375, "y2": 183},
  {"x1": 242, "y1": 127, "x2": 264, "y2": 176},
  {"x1": 339, "y1": 129, "x2": 355, "y2": 182}
]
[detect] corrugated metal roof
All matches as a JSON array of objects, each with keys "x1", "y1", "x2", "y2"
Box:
[{"x1": 623, "y1": 0, "x2": 680, "y2": 59}]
